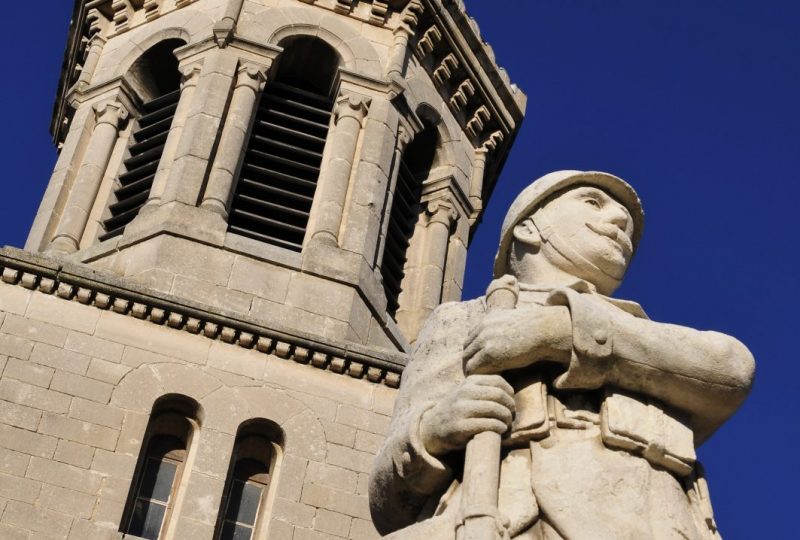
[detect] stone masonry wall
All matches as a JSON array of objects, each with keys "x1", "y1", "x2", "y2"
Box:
[{"x1": 0, "y1": 279, "x2": 396, "y2": 540}]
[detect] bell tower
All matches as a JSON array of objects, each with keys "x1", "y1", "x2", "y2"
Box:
[
  {"x1": 0, "y1": 2, "x2": 523, "y2": 538},
  {"x1": 32, "y1": 0, "x2": 525, "y2": 350}
]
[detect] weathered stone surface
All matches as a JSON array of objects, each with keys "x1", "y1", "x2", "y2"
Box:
[{"x1": 370, "y1": 172, "x2": 755, "y2": 539}]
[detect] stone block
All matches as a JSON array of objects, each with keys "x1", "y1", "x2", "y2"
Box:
[
  {"x1": 70, "y1": 398, "x2": 125, "y2": 429},
  {"x1": 91, "y1": 495, "x2": 125, "y2": 528},
  {"x1": 0, "y1": 282, "x2": 32, "y2": 316},
  {"x1": 38, "y1": 413, "x2": 119, "y2": 451},
  {"x1": 325, "y1": 444, "x2": 374, "y2": 475},
  {"x1": 321, "y1": 421, "x2": 356, "y2": 448},
  {"x1": 0, "y1": 473, "x2": 40, "y2": 503},
  {"x1": 354, "y1": 430, "x2": 383, "y2": 454},
  {"x1": 191, "y1": 429, "x2": 234, "y2": 478},
  {"x1": 336, "y1": 405, "x2": 390, "y2": 436},
  {"x1": 0, "y1": 354, "x2": 6, "y2": 376},
  {"x1": 26, "y1": 456, "x2": 103, "y2": 495},
  {"x1": 2, "y1": 500, "x2": 73, "y2": 538},
  {"x1": 305, "y1": 462, "x2": 358, "y2": 493},
  {"x1": 95, "y1": 312, "x2": 211, "y2": 364},
  {"x1": 0, "y1": 333, "x2": 34, "y2": 360},
  {"x1": 294, "y1": 528, "x2": 339, "y2": 540},
  {"x1": 91, "y1": 449, "x2": 137, "y2": 479},
  {"x1": 0, "y1": 379, "x2": 71, "y2": 414},
  {"x1": 1, "y1": 314, "x2": 68, "y2": 348},
  {"x1": 228, "y1": 257, "x2": 292, "y2": 303},
  {"x1": 207, "y1": 341, "x2": 267, "y2": 380},
  {"x1": 0, "y1": 523, "x2": 31, "y2": 540},
  {"x1": 114, "y1": 411, "x2": 148, "y2": 457},
  {"x1": 300, "y1": 483, "x2": 371, "y2": 520},
  {"x1": 179, "y1": 472, "x2": 224, "y2": 525},
  {"x1": 98, "y1": 474, "x2": 131, "y2": 504},
  {"x1": 3, "y1": 357, "x2": 54, "y2": 388},
  {"x1": 275, "y1": 453, "x2": 307, "y2": 503},
  {"x1": 0, "y1": 400, "x2": 41, "y2": 431},
  {"x1": 265, "y1": 519, "x2": 294, "y2": 539},
  {"x1": 67, "y1": 519, "x2": 119, "y2": 540},
  {"x1": 287, "y1": 391, "x2": 339, "y2": 423},
  {"x1": 54, "y1": 439, "x2": 95, "y2": 469},
  {"x1": 0, "y1": 447, "x2": 29, "y2": 477},
  {"x1": 272, "y1": 498, "x2": 316, "y2": 528},
  {"x1": 315, "y1": 508, "x2": 352, "y2": 538},
  {"x1": 86, "y1": 358, "x2": 131, "y2": 385},
  {"x1": 264, "y1": 360, "x2": 373, "y2": 409},
  {"x1": 371, "y1": 386, "x2": 396, "y2": 416},
  {"x1": 0, "y1": 424, "x2": 57, "y2": 458},
  {"x1": 51, "y1": 371, "x2": 113, "y2": 404},
  {"x1": 349, "y1": 518, "x2": 381, "y2": 540},
  {"x1": 65, "y1": 332, "x2": 124, "y2": 363},
  {"x1": 286, "y1": 273, "x2": 357, "y2": 322},
  {"x1": 120, "y1": 346, "x2": 173, "y2": 368},
  {"x1": 38, "y1": 484, "x2": 96, "y2": 519},
  {"x1": 25, "y1": 292, "x2": 100, "y2": 334},
  {"x1": 171, "y1": 275, "x2": 254, "y2": 315},
  {"x1": 30, "y1": 343, "x2": 91, "y2": 375},
  {"x1": 356, "y1": 473, "x2": 369, "y2": 496}
]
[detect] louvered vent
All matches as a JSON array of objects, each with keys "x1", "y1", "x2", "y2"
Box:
[
  {"x1": 227, "y1": 82, "x2": 334, "y2": 251},
  {"x1": 382, "y1": 159, "x2": 423, "y2": 317},
  {"x1": 100, "y1": 89, "x2": 180, "y2": 241}
]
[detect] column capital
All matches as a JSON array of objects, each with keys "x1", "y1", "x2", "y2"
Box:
[
  {"x1": 235, "y1": 62, "x2": 269, "y2": 91},
  {"x1": 93, "y1": 100, "x2": 129, "y2": 128},
  {"x1": 179, "y1": 63, "x2": 203, "y2": 89},
  {"x1": 335, "y1": 92, "x2": 372, "y2": 125},
  {"x1": 425, "y1": 197, "x2": 459, "y2": 230}
]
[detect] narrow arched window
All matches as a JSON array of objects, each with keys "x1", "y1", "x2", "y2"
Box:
[
  {"x1": 100, "y1": 39, "x2": 184, "y2": 241},
  {"x1": 381, "y1": 124, "x2": 440, "y2": 317},
  {"x1": 227, "y1": 37, "x2": 340, "y2": 251},
  {"x1": 215, "y1": 421, "x2": 282, "y2": 540},
  {"x1": 122, "y1": 395, "x2": 200, "y2": 540}
]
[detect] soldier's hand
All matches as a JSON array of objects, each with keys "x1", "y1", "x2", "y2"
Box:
[
  {"x1": 419, "y1": 375, "x2": 515, "y2": 456},
  {"x1": 463, "y1": 305, "x2": 572, "y2": 376}
]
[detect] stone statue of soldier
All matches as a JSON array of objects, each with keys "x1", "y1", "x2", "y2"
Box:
[{"x1": 369, "y1": 171, "x2": 755, "y2": 539}]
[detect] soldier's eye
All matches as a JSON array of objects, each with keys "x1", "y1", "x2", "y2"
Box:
[{"x1": 584, "y1": 198, "x2": 601, "y2": 208}]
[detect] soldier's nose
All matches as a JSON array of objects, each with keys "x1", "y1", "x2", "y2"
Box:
[{"x1": 607, "y1": 204, "x2": 630, "y2": 231}]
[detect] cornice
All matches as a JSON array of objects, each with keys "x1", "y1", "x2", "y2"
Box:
[{"x1": 0, "y1": 247, "x2": 406, "y2": 388}]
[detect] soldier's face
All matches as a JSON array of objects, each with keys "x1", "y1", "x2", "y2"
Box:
[{"x1": 535, "y1": 186, "x2": 634, "y2": 286}]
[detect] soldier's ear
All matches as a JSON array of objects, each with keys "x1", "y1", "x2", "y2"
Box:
[{"x1": 513, "y1": 218, "x2": 541, "y2": 249}]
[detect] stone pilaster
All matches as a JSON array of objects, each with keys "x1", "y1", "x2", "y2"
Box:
[
  {"x1": 386, "y1": 0, "x2": 423, "y2": 79},
  {"x1": 310, "y1": 91, "x2": 371, "y2": 246},
  {"x1": 374, "y1": 126, "x2": 411, "y2": 270},
  {"x1": 200, "y1": 61, "x2": 270, "y2": 217},
  {"x1": 75, "y1": 9, "x2": 108, "y2": 92},
  {"x1": 142, "y1": 63, "x2": 203, "y2": 209},
  {"x1": 48, "y1": 100, "x2": 130, "y2": 255}
]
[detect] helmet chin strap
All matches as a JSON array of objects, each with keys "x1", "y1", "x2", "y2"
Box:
[{"x1": 530, "y1": 213, "x2": 623, "y2": 290}]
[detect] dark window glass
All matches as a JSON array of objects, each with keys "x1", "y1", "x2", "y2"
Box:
[
  {"x1": 125, "y1": 435, "x2": 184, "y2": 540},
  {"x1": 218, "y1": 457, "x2": 271, "y2": 540}
]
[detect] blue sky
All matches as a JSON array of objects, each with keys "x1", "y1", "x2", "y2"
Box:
[{"x1": 0, "y1": 1, "x2": 797, "y2": 538}]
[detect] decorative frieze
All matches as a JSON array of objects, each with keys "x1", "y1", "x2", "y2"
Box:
[
  {"x1": 432, "y1": 53, "x2": 459, "y2": 86},
  {"x1": 0, "y1": 249, "x2": 405, "y2": 388},
  {"x1": 143, "y1": 0, "x2": 162, "y2": 21}
]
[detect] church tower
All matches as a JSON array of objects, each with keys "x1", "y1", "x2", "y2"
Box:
[{"x1": 0, "y1": 1, "x2": 524, "y2": 538}]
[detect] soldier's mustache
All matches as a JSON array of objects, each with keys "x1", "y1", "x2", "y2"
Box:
[{"x1": 585, "y1": 222, "x2": 633, "y2": 256}]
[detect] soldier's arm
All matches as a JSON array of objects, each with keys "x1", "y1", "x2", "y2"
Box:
[
  {"x1": 369, "y1": 300, "x2": 479, "y2": 534},
  {"x1": 551, "y1": 290, "x2": 755, "y2": 443}
]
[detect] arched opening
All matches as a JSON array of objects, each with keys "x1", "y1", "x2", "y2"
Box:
[
  {"x1": 382, "y1": 123, "x2": 441, "y2": 317},
  {"x1": 100, "y1": 39, "x2": 185, "y2": 241},
  {"x1": 121, "y1": 395, "x2": 201, "y2": 540},
  {"x1": 227, "y1": 36, "x2": 342, "y2": 252},
  {"x1": 214, "y1": 419, "x2": 284, "y2": 540}
]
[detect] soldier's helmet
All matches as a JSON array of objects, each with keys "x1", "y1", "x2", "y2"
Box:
[{"x1": 493, "y1": 170, "x2": 645, "y2": 278}]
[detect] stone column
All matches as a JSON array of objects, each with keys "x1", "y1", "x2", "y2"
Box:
[
  {"x1": 418, "y1": 198, "x2": 459, "y2": 316},
  {"x1": 374, "y1": 126, "x2": 411, "y2": 270},
  {"x1": 159, "y1": 44, "x2": 237, "y2": 206},
  {"x1": 387, "y1": 0, "x2": 424, "y2": 78},
  {"x1": 310, "y1": 92, "x2": 371, "y2": 246},
  {"x1": 200, "y1": 61, "x2": 269, "y2": 217},
  {"x1": 469, "y1": 147, "x2": 488, "y2": 209},
  {"x1": 143, "y1": 63, "x2": 202, "y2": 208},
  {"x1": 48, "y1": 100, "x2": 129, "y2": 255},
  {"x1": 75, "y1": 9, "x2": 107, "y2": 91}
]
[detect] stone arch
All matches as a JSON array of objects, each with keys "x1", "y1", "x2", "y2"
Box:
[
  {"x1": 111, "y1": 363, "x2": 223, "y2": 414},
  {"x1": 239, "y1": 6, "x2": 383, "y2": 79},
  {"x1": 414, "y1": 103, "x2": 455, "y2": 168},
  {"x1": 93, "y1": 10, "x2": 213, "y2": 83}
]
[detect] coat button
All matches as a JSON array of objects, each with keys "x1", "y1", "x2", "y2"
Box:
[{"x1": 593, "y1": 329, "x2": 608, "y2": 345}]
